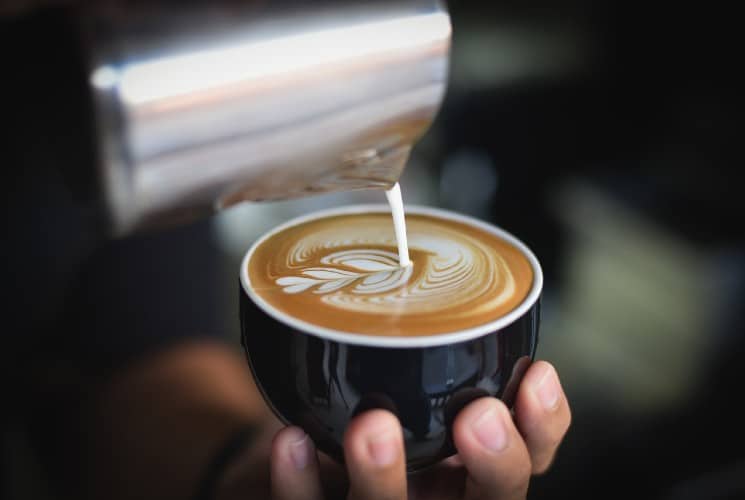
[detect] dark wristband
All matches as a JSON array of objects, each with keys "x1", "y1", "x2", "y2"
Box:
[{"x1": 195, "y1": 427, "x2": 256, "y2": 500}]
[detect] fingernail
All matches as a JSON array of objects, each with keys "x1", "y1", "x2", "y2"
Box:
[
  {"x1": 366, "y1": 429, "x2": 400, "y2": 467},
  {"x1": 471, "y1": 404, "x2": 508, "y2": 452},
  {"x1": 289, "y1": 434, "x2": 312, "y2": 470},
  {"x1": 534, "y1": 365, "x2": 560, "y2": 410}
]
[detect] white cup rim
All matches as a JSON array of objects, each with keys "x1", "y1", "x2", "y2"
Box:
[{"x1": 240, "y1": 204, "x2": 543, "y2": 348}]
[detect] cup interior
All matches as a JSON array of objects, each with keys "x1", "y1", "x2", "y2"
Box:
[{"x1": 240, "y1": 204, "x2": 543, "y2": 348}]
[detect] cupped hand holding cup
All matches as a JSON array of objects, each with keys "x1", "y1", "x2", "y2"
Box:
[{"x1": 238, "y1": 205, "x2": 570, "y2": 498}]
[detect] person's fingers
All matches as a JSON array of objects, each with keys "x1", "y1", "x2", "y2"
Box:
[
  {"x1": 344, "y1": 409, "x2": 407, "y2": 500},
  {"x1": 453, "y1": 398, "x2": 531, "y2": 500},
  {"x1": 513, "y1": 361, "x2": 571, "y2": 474},
  {"x1": 271, "y1": 426, "x2": 324, "y2": 500}
]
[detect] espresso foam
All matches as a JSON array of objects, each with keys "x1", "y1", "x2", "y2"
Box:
[{"x1": 247, "y1": 213, "x2": 533, "y2": 337}]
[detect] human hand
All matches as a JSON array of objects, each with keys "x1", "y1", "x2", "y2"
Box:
[{"x1": 269, "y1": 360, "x2": 570, "y2": 500}]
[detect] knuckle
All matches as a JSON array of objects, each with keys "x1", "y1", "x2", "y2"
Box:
[
  {"x1": 564, "y1": 403, "x2": 573, "y2": 432},
  {"x1": 532, "y1": 451, "x2": 556, "y2": 475},
  {"x1": 553, "y1": 414, "x2": 571, "y2": 443},
  {"x1": 507, "y1": 450, "x2": 533, "y2": 488},
  {"x1": 545, "y1": 402, "x2": 572, "y2": 443},
  {"x1": 547, "y1": 404, "x2": 571, "y2": 449}
]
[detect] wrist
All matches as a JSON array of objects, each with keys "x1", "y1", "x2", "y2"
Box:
[
  {"x1": 196, "y1": 427, "x2": 257, "y2": 500},
  {"x1": 209, "y1": 417, "x2": 282, "y2": 500}
]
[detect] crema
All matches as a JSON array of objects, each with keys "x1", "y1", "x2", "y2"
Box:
[{"x1": 247, "y1": 213, "x2": 533, "y2": 336}]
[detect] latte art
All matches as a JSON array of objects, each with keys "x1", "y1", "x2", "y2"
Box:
[
  {"x1": 248, "y1": 213, "x2": 533, "y2": 336},
  {"x1": 276, "y1": 249, "x2": 413, "y2": 296}
]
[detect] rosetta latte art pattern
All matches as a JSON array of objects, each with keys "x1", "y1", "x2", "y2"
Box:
[
  {"x1": 248, "y1": 213, "x2": 533, "y2": 336},
  {"x1": 276, "y1": 249, "x2": 414, "y2": 295},
  {"x1": 274, "y1": 224, "x2": 517, "y2": 316}
]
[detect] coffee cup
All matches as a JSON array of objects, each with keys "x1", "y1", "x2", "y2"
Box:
[{"x1": 239, "y1": 205, "x2": 542, "y2": 471}]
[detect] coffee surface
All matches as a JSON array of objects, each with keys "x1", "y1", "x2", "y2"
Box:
[{"x1": 247, "y1": 213, "x2": 533, "y2": 336}]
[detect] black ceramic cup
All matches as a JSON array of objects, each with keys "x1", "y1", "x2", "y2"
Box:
[{"x1": 239, "y1": 205, "x2": 542, "y2": 471}]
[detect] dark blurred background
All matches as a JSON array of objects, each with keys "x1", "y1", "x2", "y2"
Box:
[{"x1": 2, "y1": 0, "x2": 744, "y2": 499}]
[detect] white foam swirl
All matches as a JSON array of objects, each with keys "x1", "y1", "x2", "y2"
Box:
[
  {"x1": 274, "y1": 220, "x2": 517, "y2": 316},
  {"x1": 276, "y1": 249, "x2": 413, "y2": 295}
]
